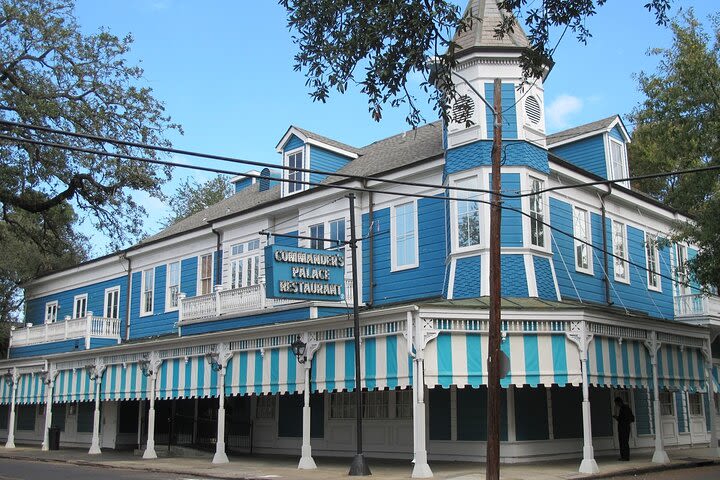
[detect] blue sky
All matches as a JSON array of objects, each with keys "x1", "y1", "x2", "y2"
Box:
[{"x1": 72, "y1": 0, "x2": 716, "y2": 251}]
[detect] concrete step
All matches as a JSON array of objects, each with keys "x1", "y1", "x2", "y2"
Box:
[{"x1": 133, "y1": 445, "x2": 213, "y2": 458}]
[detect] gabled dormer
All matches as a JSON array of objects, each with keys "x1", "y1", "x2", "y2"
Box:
[
  {"x1": 547, "y1": 115, "x2": 631, "y2": 187},
  {"x1": 275, "y1": 126, "x2": 359, "y2": 197}
]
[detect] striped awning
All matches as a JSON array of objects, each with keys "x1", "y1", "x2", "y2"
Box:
[
  {"x1": 16, "y1": 373, "x2": 46, "y2": 404},
  {"x1": 0, "y1": 379, "x2": 11, "y2": 404},
  {"x1": 311, "y1": 334, "x2": 413, "y2": 392},
  {"x1": 101, "y1": 363, "x2": 149, "y2": 401},
  {"x1": 158, "y1": 355, "x2": 220, "y2": 399},
  {"x1": 54, "y1": 368, "x2": 96, "y2": 403},
  {"x1": 227, "y1": 347, "x2": 303, "y2": 396},
  {"x1": 588, "y1": 337, "x2": 706, "y2": 391},
  {"x1": 424, "y1": 332, "x2": 582, "y2": 388},
  {"x1": 712, "y1": 364, "x2": 719, "y2": 393}
]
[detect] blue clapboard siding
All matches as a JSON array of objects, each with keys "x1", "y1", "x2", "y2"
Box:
[
  {"x1": 275, "y1": 230, "x2": 299, "y2": 247},
  {"x1": 362, "y1": 196, "x2": 446, "y2": 305},
  {"x1": 284, "y1": 134, "x2": 304, "y2": 151},
  {"x1": 25, "y1": 275, "x2": 127, "y2": 327},
  {"x1": 316, "y1": 307, "x2": 350, "y2": 318},
  {"x1": 550, "y1": 198, "x2": 674, "y2": 318},
  {"x1": 453, "y1": 256, "x2": 481, "y2": 299},
  {"x1": 445, "y1": 140, "x2": 548, "y2": 175},
  {"x1": 90, "y1": 338, "x2": 118, "y2": 349},
  {"x1": 502, "y1": 255, "x2": 528, "y2": 297},
  {"x1": 609, "y1": 125, "x2": 625, "y2": 142},
  {"x1": 489, "y1": 173, "x2": 523, "y2": 247},
  {"x1": 485, "y1": 82, "x2": 518, "y2": 139},
  {"x1": 534, "y1": 256, "x2": 557, "y2": 300},
  {"x1": 309, "y1": 145, "x2": 351, "y2": 184},
  {"x1": 181, "y1": 257, "x2": 197, "y2": 298},
  {"x1": 10, "y1": 339, "x2": 84, "y2": 358},
  {"x1": 181, "y1": 308, "x2": 313, "y2": 336},
  {"x1": 550, "y1": 134, "x2": 607, "y2": 179},
  {"x1": 233, "y1": 177, "x2": 253, "y2": 193}
]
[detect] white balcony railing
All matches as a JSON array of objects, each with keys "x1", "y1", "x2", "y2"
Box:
[
  {"x1": 180, "y1": 280, "x2": 354, "y2": 323},
  {"x1": 9, "y1": 312, "x2": 122, "y2": 349},
  {"x1": 674, "y1": 293, "x2": 720, "y2": 318}
]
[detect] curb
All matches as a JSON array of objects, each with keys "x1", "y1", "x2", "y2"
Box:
[{"x1": 581, "y1": 458, "x2": 720, "y2": 479}]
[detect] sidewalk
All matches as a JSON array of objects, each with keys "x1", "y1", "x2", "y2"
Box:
[{"x1": 0, "y1": 444, "x2": 718, "y2": 480}]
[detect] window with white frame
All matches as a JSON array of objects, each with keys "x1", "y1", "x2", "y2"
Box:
[
  {"x1": 309, "y1": 223, "x2": 325, "y2": 250},
  {"x1": 392, "y1": 201, "x2": 418, "y2": 270},
  {"x1": 229, "y1": 240, "x2": 261, "y2": 290},
  {"x1": 45, "y1": 301, "x2": 58, "y2": 323},
  {"x1": 688, "y1": 392, "x2": 703, "y2": 415},
  {"x1": 573, "y1": 207, "x2": 591, "y2": 272},
  {"x1": 529, "y1": 177, "x2": 545, "y2": 247},
  {"x1": 166, "y1": 261, "x2": 180, "y2": 310},
  {"x1": 255, "y1": 394, "x2": 276, "y2": 419},
  {"x1": 609, "y1": 139, "x2": 627, "y2": 182},
  {"x1": 141, "y1": 268, "x2": 154, "y2": 315},
  {"x1": 104, "y1": 287, "x2": 120, "y2": 319},
  {"x1": 455, "y1": 177, "x2": 480, "y2": 248},
  {"x1": 675, "y1": 244, "x2": 690, "y2": 295},
  {"x1": 612, "y1": 220, "x2": 629, "y2": 282},
  {"x1": 286, "y1": 149, "x2": 305, "y2": 194},
  {"x1": 73, "y1": 294, "x2": 88, "y2": 319},
  {"x1": 328, "y1": 218, "x2": 346, "y2": 250},
  {"x1": 199, "y1": 254, "x2": 213, "y2": 295},
  {"x1": 659, "y1": 391, "x2": 674, "y2": 416},
  {"x1": 645, "y1": 234, "x2": 661, "y2": 290}
]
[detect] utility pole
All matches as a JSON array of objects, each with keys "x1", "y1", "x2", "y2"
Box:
[
  {"x1": 486, "y1": 78, "x2": 503, "y2": 480},
  {"x1": 347, "y1": 193, "x2": 371, "y2": 476}
]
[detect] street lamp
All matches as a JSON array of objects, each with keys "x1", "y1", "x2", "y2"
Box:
[
  {"x1": 85, "y1": 364, "x2": 99, "y2": 380},
  {"x1": 139, "y1": 355, "x2": 153, "y2": 377},
  {"x1": 291, "y1": 336, "x2": 307, "y2": 364},
  {"x1": 205, "y1": 349, "x2": 222, "y2": 372},
  {"x1": 3, "y1": 369, "x2": 14, "y2": 386}
]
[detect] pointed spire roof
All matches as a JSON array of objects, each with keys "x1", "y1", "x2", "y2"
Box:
[{"x1": 453, "y1": 0, "x2": 530, "y2": 54}]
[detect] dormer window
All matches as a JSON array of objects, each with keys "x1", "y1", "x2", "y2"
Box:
[
  {"x1": 609, "y1": 138, "x2": 628, "y2": 183},
  {"x1": 286, "y1": 148, "x2": 305, "y2": 194}
]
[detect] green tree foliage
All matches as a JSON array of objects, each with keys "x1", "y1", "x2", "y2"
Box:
[
  {"x1": 163, "y1": 175, "x2": 233, "y2": 227},
  {"x1": 280, "y1": 0, "x2": 672, "y2": 126},
  {"x1": 629, "y1": 10, "x2": 720, "y2": 290},
  {"x1": 0, "y1": 0, "x2": 180, "y2": 330}
]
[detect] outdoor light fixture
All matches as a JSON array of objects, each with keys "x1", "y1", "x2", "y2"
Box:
[
  {"x1": 206, "y1": 350, "x2": 222, "y2": 372},
  {"x1": 291, "y1": 336, "x2": 307, "y2": 364},
  {"x1": 38, "y1": 369, "x2": 51, "y2": 385},
  {"x1": 85, "y1": 364, "x2": 98, "y2": 380},
  {"x1": 3, "y1": 369, "x2": 14, "y2": 386},
  {"x1": 138, "y1": 355, "x2": 152, "y2": 377}
]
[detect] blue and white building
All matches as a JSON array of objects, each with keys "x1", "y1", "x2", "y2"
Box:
[{"x1": 1, "y1": 1, "x2": 719, "y2": 476}]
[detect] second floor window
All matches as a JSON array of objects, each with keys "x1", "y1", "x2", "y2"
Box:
[
  {"x1": 529, "y1": 177, "x2": 545, "y2": 247},
  {"x1": 646, "y1": 234, "x2": 661, "y2": 290},
  {"x1": 230, "y1": 240, "x2": 260, "y2": 289},
  {"x1": 104, "y1": 287, "x2": 120, "y2": 319},
  {"x1": 309, "y1": 223, "x2": 325, "y2": 250},
  {"x1": 329, "y1": 218, "x2": 346, "y2": 250},
  {"x1": 393, "y1": 201, "x2": 417, "y2": 270},
  {"x1": 287, "y1": 150, "x2": 304, "y2": 194},
  {"x1": 45, "y1": 301, "x2": 58, "y2": 323},
  {"x1": 141, "y1": 268, "x2": 154, "y2": 315},
  {"x1": 456, "y1": 177, "x2": 480, "y2": 248},
  {"x1": 199, "y1": 254, "x2": 213, "y2": 295},
  {"x1": 167, "y1": 261, "x2": 180, "y2": 309},
  {"x1": 612, "y1": 220, "x2": 629, "y2": 282},
  {"x1": 675, "y1": 244, "x2": 690, "y2": 295},
  {"x1": 609, "y1": 139, "x2": 627, "y2": 181},
  {"x1": 73, "y1": 294, "x2": 87, "y2": 319},
  {"x1": 573, "y1": 207, "x2": 591, "y2": 272}
]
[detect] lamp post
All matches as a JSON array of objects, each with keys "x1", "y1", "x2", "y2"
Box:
[
  {"x1": 206, "y1": 343, "x2": 232, "y2": 464},
  {"x1": 140, "y1": 352, "x2": 161, "y2": 459},
  {"x1": 86, "y1": 359, "x2": 105, "y2": 455},
  {"x1": 291, "y1": 333, "x2": 319, "y2": 470},
  {"x1": 3, "y1": 368, "x2": 18, "y2": 449}
]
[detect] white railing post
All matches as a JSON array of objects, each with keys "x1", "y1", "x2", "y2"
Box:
[
  {"x1": 177, "y1": 293, "x2": 186, "y2": 337},
  {"x1": 215, "y1": 285, "x2": 223, "y2": 317},
  {"x1": 26, "y1": 325, "x2": 30, "y2": 344},
  {"x1": 85, "y1": 312, "x2": 93, "y2": 349},
  {"x1": 8, "y1": 326, "x2": 13, "y2": 350},
  {"x1": 260, "y1": 283, "x2": 267, "y2": 309},
  {"x1": 64, "y1": 316, "x2": 70, "y2": 339}
]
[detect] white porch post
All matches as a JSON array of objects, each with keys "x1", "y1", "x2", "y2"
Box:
[
  {"x1": 411, "y1": 311, "x2": 435, "y2": 479},
  {"x1": 143, "y1": 352, "x2": 162, "y2": 459},
  {"x1": 567, "y1": 321, "x2": 598, "y2": 474},
  {"x1": 646, "y1": 332, "x2": 669, "y2": 464},
  {"x1": 4, "y1": 367, "x2": 19, "y2": 449},
  {"x1": 702, "y1": 342, "x2": 720, "y2": 456},
  {"x1": 89, "y1": 359, "x2": 106, "y2": 455},
  {"x1": 212, "y1": 343, "x2": 232, "y2": 464},
  {"x1": 298, "y1": 333, "x2": 319, "y2": 470},
  {"x1": 41, "y1": 368, "x2": 58, "y2": 451}
]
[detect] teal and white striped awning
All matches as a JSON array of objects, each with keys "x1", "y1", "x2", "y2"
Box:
[
  {"x1": 588, "y1": 337, "x2": 706, "y2": 391},
  {"x1": 54, "y1": 368, "x2": 95, "y2": 403},
  {"x1": 101, "y1": 363, "x2": 149, "y2": 401},
  {"x1": 158, "y1": 355, "x2": 221, "y2": 399},
  {"x1": 16, "y1": 373, "x2": 46, "y2": 404},
  {"x1": 424, "y1": 332, "x2": 582, "y2": 388},
  {"x1": 0, "y1": 379, "x2": 10, "y2": 404},
  {"x1": 712, "y1": 364, "x2": 719, "y2": 393}
]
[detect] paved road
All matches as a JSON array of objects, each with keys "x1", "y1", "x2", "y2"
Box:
[
  {"x1": 0, "y1": 459, "x2": 206, "y2": 480},
  {"x1": 608, "y1": 464, "x2": 720, "y2": 479}
]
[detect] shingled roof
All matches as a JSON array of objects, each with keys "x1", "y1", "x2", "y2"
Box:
[
  {"x1": 546, "y1": 115, "x2": 619, "y2": 146},
  {"x1": 453, "y1": 0, "x2": 530, "y2": 53}
]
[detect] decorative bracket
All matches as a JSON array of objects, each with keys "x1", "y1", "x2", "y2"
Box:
[
  {"x1": 565, "y1": 321, "x2": 593, "y2": 361},
  {"x1": 302, "y1": 332, "x2": 321, "y2": 365},
  {"x1": 217, "y1": 342, "x2": 233, "y2": 368},
  {"x1": 148, "y1": 351, "x2": 162, "y2": 378},
  {"x1": 94, "y1": 358, "x2": 107, "y2": 380},
  {"x1": 701, "y1": 339, "x2": 712, "y2": 364},
  {"x1": 644, "y1": 331, "x2": 661, "y2": 365}
]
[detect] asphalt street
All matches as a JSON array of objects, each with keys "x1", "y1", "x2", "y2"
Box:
[
  {"x1": 0, "y1": 459, "x2": 204, "y2": 480},
  {"x1": 607, "y1": 464, "x2": 720, "y2": 479}
]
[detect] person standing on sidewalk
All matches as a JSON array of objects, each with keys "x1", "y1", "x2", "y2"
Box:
[{"x1": 613, "y1": 397, "x2": 634, "y2": 461}]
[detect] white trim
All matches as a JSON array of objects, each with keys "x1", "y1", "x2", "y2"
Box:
[
  {"x1": 447, "y1": 258, "x2": 457, "y2": 299},
  {"x1": 645, "y1": 232, "x2": 662, "y2": 292},
  {"x1": 390, "y1": 200, "x2": 419, "y2": 272},
  {"x1": 165, "y1": 261, "x2": 181, "y2": 313},
  {"x1": 524, "y1": 254, "x2": 538, "y2": 297},
  {"x1": 140, "y1": 267, "x2": 155, "y2": 317},
  {"x1": 611, "y1": 219, "x2": 630, "y2": 284},
  {"x1": 524, "y1": 174, "x2": 550, "y2": 252},
  {"x1": 44, "y1": 301, "x2": 59, "y2": 324},
  {"x1": 572, "y1": 206, "x2": 593, "y2": 275},
  {"x1": 283, "y1": 146, "x2": 308, "y2": 197},
  {"x1": 103, "y1": 286, "x2": 121, "y2": 320},
  {"x1": 72, "y1": 294, "x2": 88, "y2": 319},
  {"x1": 480, "y1": 252, "x2": 490, "y2": 297},
  {"x1": 606, "y1": 136, "x2": 630, "y2": 189},
  {"x1": 197, "y1": 253, "x2": 215, "y2": 296},
  {"x1": 229, "y1": 171, "x2": 260, "y2": 185},
  {"x1": 275, "y1": 127, "x2": 358, "y2": 159}
]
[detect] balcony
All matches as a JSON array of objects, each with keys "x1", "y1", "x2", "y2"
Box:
[
  {"x1": 9, "y1": 313, "x2": 122, "y2": 350},
  {"x1": 674, "y1": 293, "x2": 720, "y2": 320},
  {"x1": 179, "y1": 280, "x2": 354, "y2": 323}
]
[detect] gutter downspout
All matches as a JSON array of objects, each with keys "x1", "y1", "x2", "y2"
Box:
[
  {"x1": 600, "y1": 185, "x2": 613, "y2": 306},
  {"x1": 211, "y1": 228, "x2": 222, "y2": 287},
  {"x1": 363, "y1": 181, "x2": 375, "y2": 307},
  {"x1": 123, "y1": 253, "x2": 132, "y2": 341}
]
